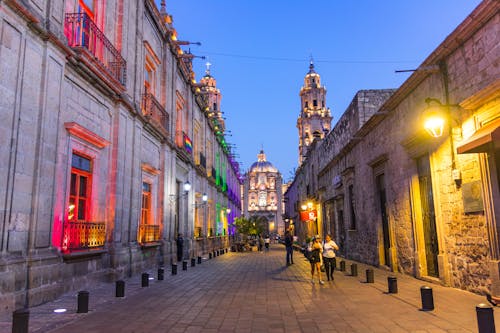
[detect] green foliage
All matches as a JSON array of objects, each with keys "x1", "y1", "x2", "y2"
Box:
[{"x1": 234, "y1": 216, "x2": 266, "y2": 237}]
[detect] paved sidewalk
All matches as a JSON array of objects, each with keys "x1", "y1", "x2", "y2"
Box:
[{"x1": 1, "y1": 245, "x2": 498, "y2": 332}]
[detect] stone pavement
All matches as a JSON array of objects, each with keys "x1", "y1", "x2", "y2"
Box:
[{"x1": 1, "y1": 244, "x2": 498, "y2": 332}]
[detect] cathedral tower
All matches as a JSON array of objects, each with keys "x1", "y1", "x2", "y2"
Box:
[
  {"x1": 199, "y1": 63, "x2": 224, "y2": 133},
  {"x1": 297, "y1": 61, "x2": 332, "y2": 165}
]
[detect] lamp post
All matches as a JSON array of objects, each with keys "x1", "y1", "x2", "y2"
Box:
[{"x1": 169, "y1": 180, "x2": 191, "y2": 258}]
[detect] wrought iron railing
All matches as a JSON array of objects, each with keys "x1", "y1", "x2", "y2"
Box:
[
  {"x1": 64, "y1": 12, "x2": 126, "y2": 85},
  {"x1": 138, "y1": 224, "x2": 160, "y2": 244},
  {"x1": 63, "y1": 221, "x2": 106, "y2": 252},
  {"x1": 142, "y1": 93, "x2": 169, "y2": 133}
]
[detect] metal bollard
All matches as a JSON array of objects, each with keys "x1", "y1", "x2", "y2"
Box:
[
  {"x1": 141, "y1": 273, "x2": 149, "y2": 287},
  {"x1": 366, "y1": 269, "x2": 374, "y2": 283},
  {"x1": 476, "y1": 303, "x2": 496, "y2": 333},
  {"x1": 158, "y1": 268, "x2": 164, "y2": 281},
  {"x1": 172, "y1": 263, "x2": 177, "y2": 275},
  {"x1": 191, "y1": 258, "x2": 196, "y2": 267},
  {"x1": 420, "y1": 286, "x2": 434, "y2": 311},
  {"x1": 182, "y1": 260, "x2": 188, "y2": 270},
  {"x1": 197, "y1": 256, "x2": 202, "y2": 264},
  {"x1": 388, "y1": 276, "x2": 398, "y2": 294},
  {"x1": 351, "y1": 264, "x2": 358, "y2": 276},
  {"x1": 209, "y1": 252, "x2": 212, "y2": 259},
  {"x1": 115, "y1": 280, "x2": 125, "y2": 297},
  {"x1": 12, "y1": 308, "x2": 29, "y2": 333},
  {"x1": 340, "y1": 260, "x2": 346, "y2": 272},
  {"x1": 77, "y1": 290, "x2": 89, "y2": 313}
]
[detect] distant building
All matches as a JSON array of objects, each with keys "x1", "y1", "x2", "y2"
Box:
[
  {"x1": 297, "y1": 61, "x2": 333, "y2": 165},
  {"x1": 243, "y1": 150, "x2": 284, "y2": 236}
]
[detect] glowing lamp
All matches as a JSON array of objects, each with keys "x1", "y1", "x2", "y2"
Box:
[
  {"x1": 202, "y1": 193, "x2": 208, "y2": 202},
  {"x1": 301, "y1": 204, "x2": 308, "y2": 211},
  {"x1": 424, "y1": 114, "x2": 445, "y2": 138},
  {"x1": 183, "y1": 181, "x2": 191, "y2": 192}
]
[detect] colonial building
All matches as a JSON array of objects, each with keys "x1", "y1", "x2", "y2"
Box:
[
  {"x1": 0, "y1": 0, "x2": 241, "y2": 314},
  {"x1": 297, "y1": 61, "x2": 332, "y2": 165},
  {"x1": 243, "y1": 150, "x2": 284, "y2": 236},
  {"x1": 285, "y1": 0, "x2": 499, "y2": 298}
]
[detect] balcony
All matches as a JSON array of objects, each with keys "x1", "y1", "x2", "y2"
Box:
[
  {"x1": 62, "y1": 221, "x2": 106, "y2": 252},
  {"x1": 64, "y1": 12, "x2": 126, "y2": 85},
  {"x1": 138, "y1": 224, "x2": 160, "y2": 244},
  {"x1": 142, "y1": 93, "x2": 169, "y2": 134},
  {"x1": 194, "y1": 226, "x2": 203, "y2": 238}
]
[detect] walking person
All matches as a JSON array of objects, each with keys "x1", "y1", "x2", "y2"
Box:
[
  {"x1": 308, "y1": 236, "x2": 324, "y2": 284},
  {"x1": 322, "y1": 234, "x2": 339, "y2": 281},
  {"x1": 264, "y1": 235, "x2": 270, "y2": 251},
  {"x1": 176, "y1": 233, "x2": 184, "y2": 262},
  {"x1": 284, "y1": 231, "x2": 294, "y2": 266}
]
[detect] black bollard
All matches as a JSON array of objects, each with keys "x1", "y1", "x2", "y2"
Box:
[
  {"x1": 366, "y1": 269, "x2": 374, "y2": 283},
  {"x1": 191, "y1": 258, "x2": 196, "y2": 267},
  {"x1": 12, "y1": 308, "x2": 29, "y2": 333},
  {"x1": 351, "y1": 264, "x2": 358, "y2": 276},
  {"x1": 209, "y1": 252, "x2": 212, "y2": 259},
  {"x1": 172, "y1": 263, "x2": 177, "y2": 275},
  {"x1": 182, "y1": 260, "x2": 188, "y2": 270},
  {"x1": 476, "y1": 303, "x2": 496, "y2": 333},
  {"x1": 340, "y1": 260, "x2": 346, "y2": 272},
  {"x1": 115, "y1": 280, "x2": 125, "y2": 297},
  {"x1": 197, "y1": 256, "x2": 202, "y2": 264},
  {"x1": 158, "y1": 268, "x2": 164, "y2": 281},
  {"x1": 388, "y1": 276, "x2": 398, "y2": 294},
  {"x1": 141, "y1": 273, "x2": 149, "y2": 287},
  {"x1": 420, "y1": 286, "x2": 434, "y2": 311},
  {"x1": 77, "y1": 290, "x2": 89, "y2": 313}
]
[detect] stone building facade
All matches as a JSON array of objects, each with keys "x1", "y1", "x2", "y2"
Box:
[
  {"x1": 0, "y1": 0, "x2": 242, "y2": 314},
  {"x1": 243, "y1": 150, "x2": 284, "y2": 236},
  {"x1": 285, "y1": 0, "x2": 500, "y2": 297}
]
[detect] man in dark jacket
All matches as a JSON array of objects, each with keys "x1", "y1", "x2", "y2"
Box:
[
  {"x1": 176, "y1": 233, "x2": 184, "y2": 262},
  {"x1": 285, "y1": 231, "x2": 294, "y2": 266}
]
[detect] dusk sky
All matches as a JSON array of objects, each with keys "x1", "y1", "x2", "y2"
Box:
[{"x1": 164, "y1": 1, "x2": 482, "y2": 181}]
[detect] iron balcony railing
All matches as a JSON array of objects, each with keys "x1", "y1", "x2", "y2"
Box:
[
  {"x1": 63, "y1": 221, "x2": 106, "y2": 252},
  {"x1": 142, "y1": 93, "x2": 169, "y2": 133},
  {"x1": 138, "y1": 224, "x2": 160, "y2": 244},
  {"x1": 64, "y1": 12, "x2": 126, "y2": 85}
]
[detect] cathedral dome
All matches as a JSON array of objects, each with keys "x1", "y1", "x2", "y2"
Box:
[{"x1": 249, "y1": 150, "x2": 278, "y2": 173}]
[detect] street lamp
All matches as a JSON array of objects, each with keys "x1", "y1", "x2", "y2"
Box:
[
  {"x1": 422, "y1": 97, "x2": 460, "y2": 138},
  {"x1": 169, "y1": 181, "x2": 191, "y2": 202}
]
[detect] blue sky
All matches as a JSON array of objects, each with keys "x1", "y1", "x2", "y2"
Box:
[{"x1": 164, "y1": 1, "x2": 482, "y2": 181}]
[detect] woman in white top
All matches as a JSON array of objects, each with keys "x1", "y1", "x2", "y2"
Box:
[{"x1": 322, "y1": 234, "x2": 339, "y2": 281}]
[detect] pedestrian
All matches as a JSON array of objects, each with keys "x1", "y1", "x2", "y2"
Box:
[
  {"x1": 284, "y1": 231, "x2": 294, "y2": 266},
  {"x1": 258, "y1": 234, "x2": 264, "y2": 252},
  {"x1": 322, "y1": 234, "x2": 339, "y2": 281},
  {"x1": 308, "y1": 235, "x2": 324, "y2": 284},
  {"x1": 176, "y1": 233, "x2": 184, "y2": 262},
  {"x1": 264, "y1": 235, "x2": 270, "y2": 251}
]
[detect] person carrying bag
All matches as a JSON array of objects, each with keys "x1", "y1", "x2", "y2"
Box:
[{"x1": 322, "y1": 234, "x2": 339, "y2": 281}]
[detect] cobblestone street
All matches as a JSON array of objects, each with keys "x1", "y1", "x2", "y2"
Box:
[{"x1": 1, "y1": 245, "x2": 497, "y2": 332}]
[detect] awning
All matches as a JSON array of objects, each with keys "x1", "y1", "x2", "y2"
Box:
[{"x1": 457, "y1": 118, "x2": 500, "y2": 154}]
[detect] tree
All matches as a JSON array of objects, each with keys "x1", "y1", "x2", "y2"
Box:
[{"x1": 234, "y1": 215, "x2": 266, "y2": 240}]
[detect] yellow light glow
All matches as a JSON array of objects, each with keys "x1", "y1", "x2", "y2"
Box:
[
  {"x1": 307, "y1": 202, "x2": 313, "y2": 209},
  {"x1": 424, "y1": 115, "x2": 445, "y2": 138},
  {"x1": 301, "y1": 204, "x2": 307, "y2": 211}
]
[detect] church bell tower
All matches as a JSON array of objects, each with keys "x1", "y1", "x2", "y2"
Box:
[{"x1": 297, "y1": 61, "x2": 332, "y2": 165}]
